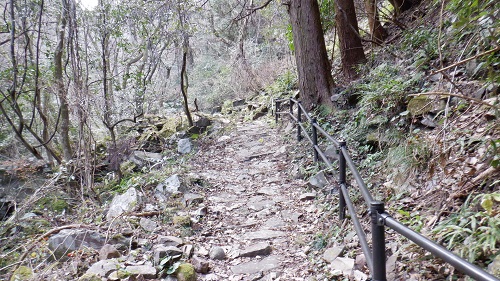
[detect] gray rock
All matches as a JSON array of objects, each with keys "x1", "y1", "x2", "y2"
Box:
[
  {"x1": 48, "y1": 229, "x2": 106, "y2": 259},
  {"x1": 129, "y1": 151, "x2": 163, "y2": 168},
  {"x1": 239, "y1": 242, "x2": 272, "y2": 258},
  {"x1": 182, "y1": 244, "x2": 194, "y2": 258},
  {"x1": 488, "y1": 254, "x2": 500, "y2": 276},
  {"x1": 153, "y1": 245, "x2": 183, "y2": 265},
  {"x1": 157, "y1": 235, "x2": 184, "y2": 247},
  {"x1": 300, "y1": 192, "x2": 317, "y2": 201},
  {"x1": 106, "y1": 188, "x2": 141, "y2": 220},
  {"x1": 421, "y1": 115, "x2": 437, "y2": 128},
  {"x1": 191, "y1": 256, "x2": 209, "y2": 274},
  {"x1": 178, "y1": 138, "x2": 192, "y2": 154},
  {"x1": 324, "y1": 145, "x2": 338, "y2": 161},
  {"x1": 230, "y1": 255, "x2": 281, "y2": 275},
  {"x1": 156, "y1": 174, "x2": 185, "y2": 196},
  {"x1": 99, "y1": 244, "x2": 121, "y2": 260},
  {"x1": 140, "y1": 217, "x2": 157, "y2": 232},
  {"x1": 183, "y1": 193, "x2": 204, "y2": 206},
  {"x1": 86, "y1": 259, "x2": 120, "y2": 277},
  {"x1": 194, "y1": 116, "x2": 212, "y2": 129},
  {"x1": 280, "y1": 210, "x2": 301, "y2": 224},
  {"x1": 355, "y1": 254, "x2": 366, "y2": 268},
  {"x1": 262, "y1": 217, "x2": 286, "y2": 229},
  {"x1": 330, "y1": 257, "x2": 354, "y2": 276},
  {"x1": 322, "y1": 246, "x2": 345, "y2": 263},
  {"x1": 353, "y1": 270, "x2": 368, "y2": 281},
  {"x1": 242, "y1": 230, "x2": 286, "y2": 240},
  {"x1": 309, "y1": 171, "x2": 328, "y2": 189},
  {"x1": 123, "y1": 265, "x2": 156, "y2": 279},
  {"x1": 209, "y1": 246, "x2": 226, "y2": 260}
]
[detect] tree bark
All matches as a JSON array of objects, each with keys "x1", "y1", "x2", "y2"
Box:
[
  {"x1": 287, "y1": 0, "x2": 335, "y2": 110},
  {"x1": 364, "y1": 0, "x2": 388, "y2": 43},
  {"x1": 334, "y1": 0, "x2": 367, "y2": 79},
  {"x1": 388, "y1": 0, "x2": 412, "y2": 17},
  {"x1": 54, "y1": 0, "x2": 73, "y2": 161}
]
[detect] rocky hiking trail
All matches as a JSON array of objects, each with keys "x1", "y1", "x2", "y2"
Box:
[
  {"x1": 7, "y1": 117, "x2": 365, "y2": 281},
  {"x1": 187, "y1": 119, "x2": 350, "y2": 280}
]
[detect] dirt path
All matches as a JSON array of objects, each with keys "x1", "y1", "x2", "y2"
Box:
[{"x1": 189, "y1": 119, "x2": 329, "y2": 280}]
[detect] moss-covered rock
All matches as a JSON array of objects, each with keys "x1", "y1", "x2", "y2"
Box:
[
  {"x1": 10, "y1": 266, "x2": 33, "y2": 281},
  {"x1": 77, "y1": 273, "x2": 101, "y2": 281},
  {"x1": 176, "y1": 263, "x2": 197, "y2": 281},
  {"x1": 173, "y1": 216, "x2": 192, "y2": 227}
]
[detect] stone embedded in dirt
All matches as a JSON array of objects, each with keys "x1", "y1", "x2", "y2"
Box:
[
  {"x1": 280, "y1": 210, "x2": 302, "y2": 224},
  {"x1": 330, "y1": 257, "x2": 355, "y2": 276},
  {"x1": 193, "y1": 206, "x2": 208, "y2": 217},
  {"x1": 106, "y1": 187, "x2": 141, "y2": 220},
  {"x1": 86, "y1": 259, "x2": 120, "y2": 277},
  {"x1": 178, "y1": 138, "x2": 192, "y2": 154},
  {"x1": 176, "y1": 263, "x2": 197, "y2": 281},
  {"x1": 121, "y1": 265, "x2": 156, "y2": 279},
  {"x1": 182, "y1": 244, "x2": 194, "y2": 258},
  {"x1": 230, "y1": 255, "x2": 281, "y2": 275},
  {"x1": 353, "y1": 270, "x2": 369, "y2": 281},
  {"x1": 191, "y1": 256, "x2": 209, "y2": 273},
  {"x1": 355, "y1": 254, "x2": 366, "y2": 268},
  {"x1": 322, "y1": 245, "x2": 345, "y2": 263},
  {"x1": 140, "y1": 217, "x2": 157, "y2": 232},
  {"x1": 238, "y1": 242, "x2": 272, "y2": 258},
  {"x1": 488, "y1": 254, "x2": 500, "y2": 276},
  {"x1": 209, "y1": 246, "x2": 226, "y2": 260},
  {"x1": 48, "y1": 229, "x2": 107, "y2": 259},
  {"x1": 99, "y1": 244, "x2": 121, "y2": 260},
  {"x1": 183, "y1": 193, "x2": 204, "y2": 206},
  {"x1": 242, "y1": 230, "x2": 286, "y2": 240},
  {"x1": 262, "y1": 217, "x2": 286, "y2": 229},
  {"x1": 153, "y1": 245, "x2": 183, "y2": 265},
  {"x1": 325, "y1": 145, "x2": 339, "y2": 161},
  {"x1": 309, "y1": 171, "x2": 328, "y2": 189},
  {"x1": 247, "y1": 197, "x2": 275, "y2": 211},
  {"x1": 300, "y1": 192, "x2": 317, "y2": 201},
  {"x1": 157, "y1": 235, "x2": 184, "y2": 247},
  {"x1": 156, "y1": 174, "x2": 185, "y2": 196},
  {"x1": 129, "y1": 151, "x2": 163, "y2": 169}
]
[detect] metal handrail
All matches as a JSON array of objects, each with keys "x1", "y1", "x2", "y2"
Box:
[{"x1": 274, "y1": 98, "x2": 499, "y2": 281}]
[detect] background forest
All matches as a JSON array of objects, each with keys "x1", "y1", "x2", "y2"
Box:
[{"x1": 0, "y1": 0, "x2": 499, "y2": 279}]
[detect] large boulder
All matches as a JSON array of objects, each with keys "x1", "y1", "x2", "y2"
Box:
[
  {"x1": 106, "y1": 188, "x2": 141, "y2": 221},
  {"x1": 48, "y1": 229, "x2": 107, "y2": 259}
]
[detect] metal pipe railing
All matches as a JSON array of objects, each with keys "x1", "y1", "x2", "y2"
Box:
[
  {"x1": 273, "y1": 98, "x2": 499, "y2": 281},
  {"x1": 384, "y1": 215, "x2": 499, "y2": 281}
]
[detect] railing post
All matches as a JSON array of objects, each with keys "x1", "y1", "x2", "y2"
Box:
[
  {"x1": 371, "y1": 201, "x2": 387, "y2": 281},
  {"x1": 312, "y1": 118, "x2": 318, "y2": 162},
  {"x1": 338, "y1": 141, "x2": 346, "y2": 220},
  {"x1": 275, "y1": 100, "x2": 280, "y2": 123},
  {"x1": 297, "y1": 101, "x2": 302, "y2": 142}
]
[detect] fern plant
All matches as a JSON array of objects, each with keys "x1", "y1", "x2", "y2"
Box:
[{"x1": 433, "y1": 193, "x2": 500, "y2": 263}]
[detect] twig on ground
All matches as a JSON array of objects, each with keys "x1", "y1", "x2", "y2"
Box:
[
  {"x1": 429, "y1": 46, "x2": 500, "y2": 75},
  {"x1": 409, "y1": 92, "x2": 500, "y2": 110}
]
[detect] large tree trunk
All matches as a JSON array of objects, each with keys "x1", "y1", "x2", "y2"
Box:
[
  {"x1": 55, "y1": 0, "x2": 73, "y2": 161},
  {"x1": 335, "y1": 0, "x2": 367, "y2": 79},
  {"x1": 364, "y1": 0, "x2": 388, "y2": 43},
  {"x1": 288, "y1": 0, "x2": 335, "y2": 110}
]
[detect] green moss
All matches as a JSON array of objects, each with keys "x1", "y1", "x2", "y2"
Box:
[
  {"x1": 172, "y1": 216, "x2": 191, "y2": 227},
  {"x1": 10, "y1": 266, "x2": 33, "y2": 281},
  {"x1": 175, "y1": 263, "x2": 197, "y2": 281},
  {"x1": 37, "y1": 196, "x2": 68, "y2": 213},
  {"x1": 407, "y1": 96, "x2": 433, "y2": 116},
  {"x1": 77, "y1": 273, "x2": 101, "y2": 281}
]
